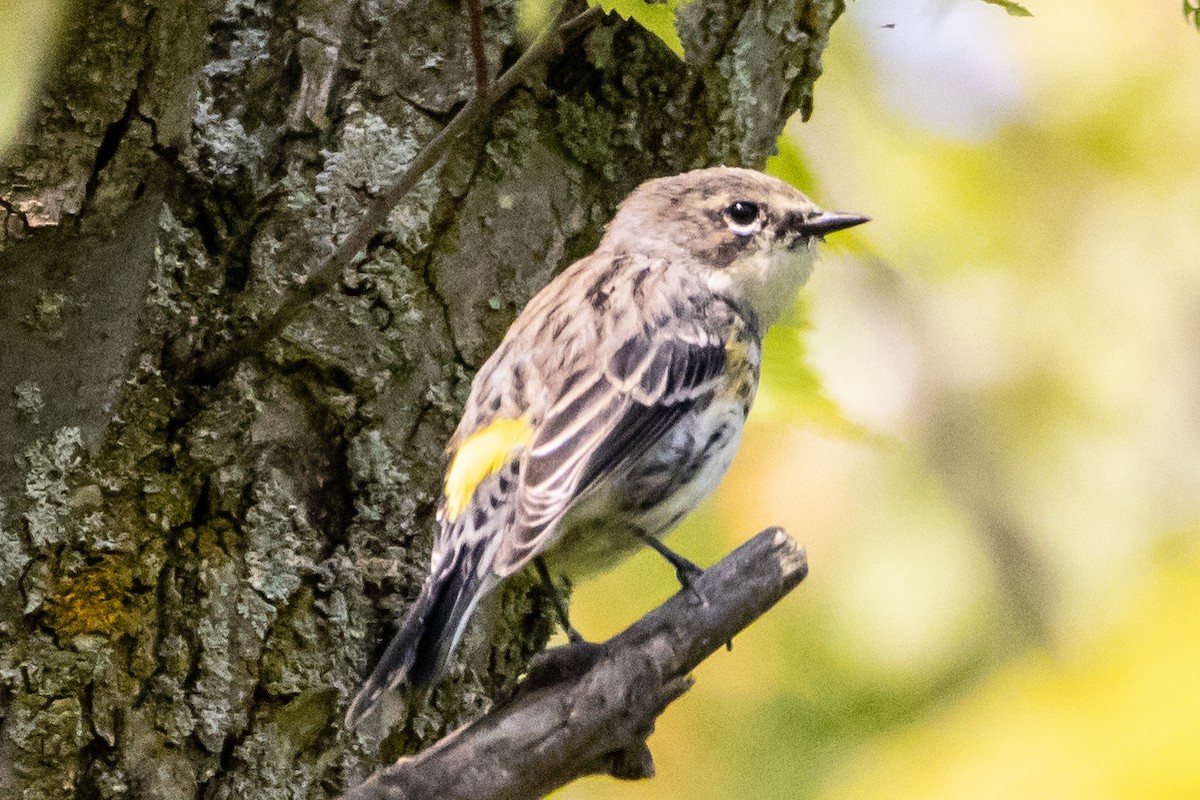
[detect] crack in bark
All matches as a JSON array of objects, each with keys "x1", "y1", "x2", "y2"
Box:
[
  {"x1": 77, "y1": 6, "x2": 157, "y2": 223},
  {"x1": 78, "y1": 89, "x2": 140, "y2": 218}
]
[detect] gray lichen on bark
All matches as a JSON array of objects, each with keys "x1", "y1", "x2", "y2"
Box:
[{"x1": 0, "y1": 0, "x2": 846, "y2": 796}]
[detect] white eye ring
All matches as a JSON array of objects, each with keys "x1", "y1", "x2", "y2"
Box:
[
  {"x1": 724, "y1": 200, "x2": 762, "y2": 237},
  {"x1": 727, "y1": 218, "x2": 762, "y2": 237}
]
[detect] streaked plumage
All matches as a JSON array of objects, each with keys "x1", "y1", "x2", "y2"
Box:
[{"x1": 345, "y1": 167, "x2": 867, "y2": 727}]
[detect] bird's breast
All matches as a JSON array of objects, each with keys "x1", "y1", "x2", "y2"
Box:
[{"x1": 543, "y1": 395, "x2": 750, "y2": 577}]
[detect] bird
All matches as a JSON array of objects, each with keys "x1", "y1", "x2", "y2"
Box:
[{"x1": 345, "y1": 166, "x2": 867, "y2": 728}]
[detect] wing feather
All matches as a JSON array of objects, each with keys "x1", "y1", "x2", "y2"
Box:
[{"x1": 491, "y1": 317, "x2": 729, "y2": 576}]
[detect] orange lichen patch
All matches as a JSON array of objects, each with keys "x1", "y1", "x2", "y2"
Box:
[{"x1": 48, "y1": 561, "x2": 135, "y2": 638}]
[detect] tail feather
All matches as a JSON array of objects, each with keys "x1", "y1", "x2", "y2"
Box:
[
  {"x1": 408, "y1": 552, "x2": 488, "y2": 688},
  {"x1": 345, "y1": 544, "x2": 490, "y2": 729}
]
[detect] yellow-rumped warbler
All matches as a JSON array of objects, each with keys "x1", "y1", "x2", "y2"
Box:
[{"x1": 345, "y1": 167, "x2": 866, "y2": 727}]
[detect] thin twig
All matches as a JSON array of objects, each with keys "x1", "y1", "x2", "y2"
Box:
[
  {"x1": 340, "y1": 528, "x2": 810, "y2": 800},
  {"x1": 193, "y1": 3, "x2": 605, "y2": 385},
  {"x1": 468, "y1": 0, "x2": 490, "y2": 93}
]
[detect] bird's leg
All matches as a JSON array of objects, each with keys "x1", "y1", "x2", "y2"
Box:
[
  {"x1": 534, "y1": 557, "x2": 586, "y2": 644},
  {"x1": 633, "y1": 531, "x2": 727, "y2": 646},
  {"x1": 633, "y1": 529, "x2": 705, "y2": 593}
]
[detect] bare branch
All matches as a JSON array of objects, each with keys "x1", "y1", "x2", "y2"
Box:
[
  {"x1": 341, "y1": 528, "x2": 809, "y2": 800},
  {"x1": 192, "y1": 3, "x2": 606, "y2": 386},
  {"x1": 468, "y1": 0, "x2": 490, "y2": 93}
]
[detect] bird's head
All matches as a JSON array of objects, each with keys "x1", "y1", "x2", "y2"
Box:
[{"x1": 604, "y1": 166, "x2": 868, "y2": 328}]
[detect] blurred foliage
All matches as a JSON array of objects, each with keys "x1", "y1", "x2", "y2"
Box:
[
  {"x1": 0, "y1": 0, "x2": 65, "y2": 156},
  {"x1": 757, "y1": 308, "x2": 865, "y2": 440},
  {"x1": 830, "y1": 542, "x2": 1200, "y2": 799},
  {"x1": 757, "y1": 135, "x2": 875, "y2": 440}
]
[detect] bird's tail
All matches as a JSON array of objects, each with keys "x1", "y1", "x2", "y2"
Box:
[{"x1": 345, "y1": 543, "x2": 492, "y2": 729}]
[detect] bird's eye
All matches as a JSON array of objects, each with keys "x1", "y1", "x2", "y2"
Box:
[{"x1": 724, "y1": 200, "x2": 761, "y2": 234}]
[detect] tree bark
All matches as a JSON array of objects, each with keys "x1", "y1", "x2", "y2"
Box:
[{"x1": 0, "y1": 0, "x2": 846, "y2": 797}]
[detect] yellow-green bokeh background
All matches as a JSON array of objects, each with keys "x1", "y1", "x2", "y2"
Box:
[
  {"x1": 4, "y1": 1, "x2": 1198, "y2": 798},
  {"x1": 0, "y1": 0, "x2": 62, "y2": 153},
  {"x1": 563, "y1": 2, "x2": 1200, "y2": 799}
]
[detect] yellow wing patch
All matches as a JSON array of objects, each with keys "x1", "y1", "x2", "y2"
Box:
[{"x1": 444, "y1": 417, "x2": 533, "y2": 522}]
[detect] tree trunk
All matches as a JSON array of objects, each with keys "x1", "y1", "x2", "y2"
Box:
[{"x1": 0, "y1": 0, "x2": 845, "y2": 796}]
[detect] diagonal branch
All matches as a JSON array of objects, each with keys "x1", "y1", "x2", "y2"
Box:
[
  {"x1": 340, "y1": 528, "x2": 810, "y2": 800},
  {"x1": 192, "y1": 2, "x2": 606, "y2": 386}
]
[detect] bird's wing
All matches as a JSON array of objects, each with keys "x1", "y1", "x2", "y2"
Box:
[{"x1": 491, "y1": 313, "x2": 730, "y2": 576}]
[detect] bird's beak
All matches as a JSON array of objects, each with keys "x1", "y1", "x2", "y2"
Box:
[{"x1": 795, "y1": 210, "x2": 870, "y2": 237}]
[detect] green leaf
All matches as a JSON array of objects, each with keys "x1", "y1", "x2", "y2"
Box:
[
  {"x1": 1186, "y1": 0, "x2": 1200, "y2": 31},
  {"x1": 756, "y1": 299, "x2": 869, "y2": 441},
  {"x1": 979, "y1": 0, "x2": 1033, "y2": 16},
  {"x1": 765, "y1": 131, "x2": 818, "y2": 197},
  {"x1": 591, "y1": 0, "x2": 687, "y2": 59}
]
